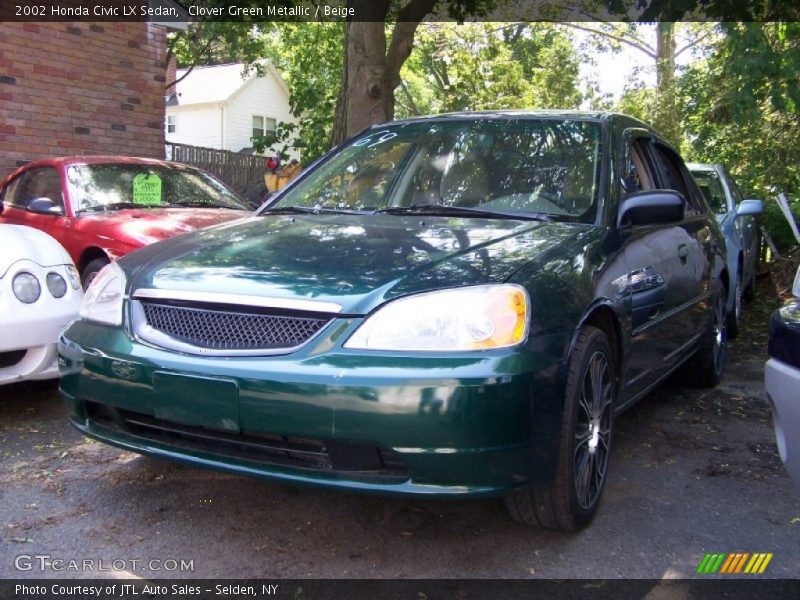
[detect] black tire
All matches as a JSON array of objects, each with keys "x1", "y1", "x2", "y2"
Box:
[
  {"x1": 688, "y1": 285, "x2": 727, "y2": 388},
  {"x1": 81, "y1": 256, "x2": 110, "y2": 289},
  {"x1": 504, "y1": 326, "x2": 615, "y2": 531},
  {"x1": 726, "y1": 274, "x2": 743, "y2": 340}
]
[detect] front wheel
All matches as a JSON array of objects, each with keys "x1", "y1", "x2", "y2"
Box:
[
  {"x1": 504, "y1": 326, "x2": 615, "y2": 531},
  {"x1": 81, "y1": 256, "x2": 110, "y2": 289}
]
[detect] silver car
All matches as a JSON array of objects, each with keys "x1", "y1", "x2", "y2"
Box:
[
  {"x1": 766, "y1": 267, "x2": 800, "y2": 489},
  {"x1": 688, "y1": 163, "x2": 763, "y2": 338}
]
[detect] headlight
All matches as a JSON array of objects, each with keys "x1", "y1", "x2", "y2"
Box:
[
  {"x1": 46, "y1": 272, "x2": 68, "y2": 298},
  {"x1": 66, "y1": 265, "x2": 81, "y2": 290},
  {"x1": 345, "y1": 284, "x2": 529, "y2": 351},
  {"x1": 79, "y1": 261, "x2": 126, "y2": 326},
  {"x1": 12, "y1": 272, "x2": 41, "y2": 304}
]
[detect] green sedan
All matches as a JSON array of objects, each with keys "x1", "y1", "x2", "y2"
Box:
[{"x1": 59, "y1": 111, "x2": 728, "y2": 531}]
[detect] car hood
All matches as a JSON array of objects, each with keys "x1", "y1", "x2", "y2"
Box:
[
  {"x1": 124, "y1": 214, "x2": 589, "y2": 314},
  {"x1": 0, "y1": 224, "x2": 73, "y2": 278},
  {"x1": 76, "y1": 207, "x2": 249, "y2": 246}
]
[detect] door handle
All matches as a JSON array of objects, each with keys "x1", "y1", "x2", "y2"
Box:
[{"x1": 678, "y1": 243, "x2": 688, "y2": 265}]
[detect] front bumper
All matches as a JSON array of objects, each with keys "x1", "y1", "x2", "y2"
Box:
[
  {"x1": 0, "y1": 344, "x2": 61, "y2": 385},
  {"x1": 765, "y1": 358, "x2": 800, "y2": 488},
  {"x1": 59, "y1": 319, "x2": 568, "y2": 497},
  {"x1": 0, "y1": 282, "x2": 80, "y2": 385}
]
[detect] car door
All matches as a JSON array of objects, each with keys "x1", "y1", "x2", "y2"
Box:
[
  {"x1": 651, "y1": 142, "x2": 715, "y2": 349},
  {"x1": 725, "y1": 170, "x2": 759, "y2": 283},
  {"x1": 615, "y1": 129, "x2": 690, "y2": 399}
]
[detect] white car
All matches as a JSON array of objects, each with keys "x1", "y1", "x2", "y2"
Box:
[
  {"x1": 0, "y1": 222, "x2": 83, "y2": 385},
  {"x1": 766, "y1": 267, "x2": 800, "y2": 488}
]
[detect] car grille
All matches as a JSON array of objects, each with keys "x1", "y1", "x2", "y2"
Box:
[
  {"x1": 0, "y1": 350, "x2": 26, "y2": 368},
  {"x1": 84, "y1": 402, "x2": 410, "y2": 483},
  {"x1": 140, "y1": 302, "x2": 331, "y2": 351}
]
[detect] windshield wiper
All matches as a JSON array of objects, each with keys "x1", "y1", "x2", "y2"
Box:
[
  {"x1": 259, "y1": 205, "x2": 371, "y2": 216},
  {"x1": 78, "y1": 202, "x2": 156, "y2": 212},
  {"x1": 374, "y1": 203, "x2": 551, "y2": 221},
  {"x1": 165, "y1": 201, "x2": 236, "y2": 209}
]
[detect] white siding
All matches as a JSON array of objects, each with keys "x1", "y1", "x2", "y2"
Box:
[
  {"x1": 224, "y1": 71, "x2": 297, "y2": 157},
  {"x1": 165, "y1": 104, "x2": 223, "y2": 149}
]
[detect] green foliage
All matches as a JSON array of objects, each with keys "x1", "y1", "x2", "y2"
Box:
[
  {"x1": 262, "y1": 22, "x2": 344, "y2": 163},
  {"x1": 397, "y1": 23, "x2": 582, "y2": 117},
  {"x1": 615, "y1": 85, "x2": 655, "y2": 123},
  {"x1": 168, "y1": 22, "x2": 270, "y2": 73},
  {"x1": 679, "y1": 22, "x2": 800, "y2": 249},
  {"x1": 250, "y1": 122, "x2": 296, "y2": 162}
]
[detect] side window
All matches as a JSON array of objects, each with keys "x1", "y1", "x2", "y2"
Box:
[
  {"x1": 653, "y1": 144, "x2": 705, "y2": 216},
  {"x1": 3, "y1": 172, "x2": 32, "y2": 208},
  {"x1": 622, "y1": 136, "x2": 657, "y2": 195},
  {"x1": 15, "y1": 168, "x2": 64, "y2": 210},
  {"x1": 725, "y1": 171, "x2": 745, "y2": 205}
]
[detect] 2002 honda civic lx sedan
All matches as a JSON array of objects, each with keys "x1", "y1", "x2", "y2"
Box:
[{"x1": 59, "y1": 111, "x2": 728, "y2": 531}]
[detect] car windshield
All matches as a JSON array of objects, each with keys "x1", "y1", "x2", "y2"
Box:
[
  {"x1": 269, "y1": 118, "x2": 603, "y2": 222},
  {"x1": 67, "y1": 164, "x2": 249, "y2": 212},
  {"x1": 690, "y1": 168, "x2": 727, "y2": 215}
]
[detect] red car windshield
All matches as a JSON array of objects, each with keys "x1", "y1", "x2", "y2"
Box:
[{"x1": 66, "y1": 164, "x2": 249, "y2": 212}]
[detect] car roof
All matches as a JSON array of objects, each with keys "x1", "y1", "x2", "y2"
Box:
[
  {"x1": 381, "y1": 109, "x2": 647, "y2": 127},
  {"x1": 686, "y1": 162, "x2": 722, "y2": 172},
  {"x1": 21, "y1": 156, "x2": 191, "y2": 169},
  {"x1": 1, "y1": 156, "x2": 203, "y2": 187}
]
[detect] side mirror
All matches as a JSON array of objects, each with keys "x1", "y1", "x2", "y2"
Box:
[
  {"x1": 736, "y1": 199, "x2": 763, "y2": 217},
  {"x1": 617, "y1": 189, "x2": 685, "y2": 228},
  {"x1": 27, "y1": 197, "x2": 63, "y2": 215}
]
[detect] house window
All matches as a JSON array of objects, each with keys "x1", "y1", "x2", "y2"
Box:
[
  {"x1": 252, "y1": 115, "x2": 277, "y2": 140},
  {"x1": 166, "y1": 115, "x2": 176, "y2": 134}
]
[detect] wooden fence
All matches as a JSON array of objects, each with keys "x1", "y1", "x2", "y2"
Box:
[{"x1": 165, "y1": 143, "x2": 266, "y2": 196}]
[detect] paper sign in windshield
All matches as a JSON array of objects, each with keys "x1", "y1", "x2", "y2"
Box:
[{"x1": 133, "y1": 173, "x2": 162, "y2": 206}]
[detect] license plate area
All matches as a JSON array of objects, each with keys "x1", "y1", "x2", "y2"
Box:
[{"x1": 152, "y1": 372, "x2": 239, "y2": 433}]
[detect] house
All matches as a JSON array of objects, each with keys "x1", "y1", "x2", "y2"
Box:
[
  {"x1": 0, "y1": 20, "x2": 182, "y2": 178},
  {"x1": 165, "y1": 62, "x2": 296, "y2": 156}
]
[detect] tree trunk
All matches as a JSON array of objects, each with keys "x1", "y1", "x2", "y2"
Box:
[
  {"x1": 331, "y1": 21, "x2": 351, "y2": 147},
  {"x1": 330, "y1": 0, "x2": 435, "y2": 146},
  {"x1": 331, "y1": 1, "x2": 392, "y2": 145},
  {"x1": 654, "y1": 22, "x2": 681, "y2": 146}
]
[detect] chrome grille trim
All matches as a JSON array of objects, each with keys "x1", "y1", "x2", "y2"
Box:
[{"x1": 133, "y1": 288, "x2": 342, "y2": 314}]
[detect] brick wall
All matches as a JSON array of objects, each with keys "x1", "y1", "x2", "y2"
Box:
[{"x1": 0, "y1": 22, "x2": 167, "y2": 178}]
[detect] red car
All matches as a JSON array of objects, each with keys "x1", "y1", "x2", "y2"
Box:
[{"x1": 0, "y1": 157, "x2": 251, "y2": 286}]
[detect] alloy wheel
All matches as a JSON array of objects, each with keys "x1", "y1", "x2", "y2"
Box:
[
  {"x1": 713, "y1": 291, "x2": 727, "y2": 374},
  {"x1": 574, "y1": 350, "x2": 613, "y2": 510}
]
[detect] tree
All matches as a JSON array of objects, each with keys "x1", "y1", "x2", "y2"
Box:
[
  {"x1": 331, "y1": 0, "x2": 493, "y2": 144},
  {"x1": 262, "y1": 22, "x2": 345, "y2": 162},
  {"x1": 566, "y1": 22, "x2": 716, "y2": 145},
  {"x1": 397, "y1": 22, "x2": 581, "y2": 117},
  {"x1": 167, "y1": 21, "x2": 271, "y2": 90},
  {"x1": 679, "y1": 22, "x2": 800, "y2": 248}
]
